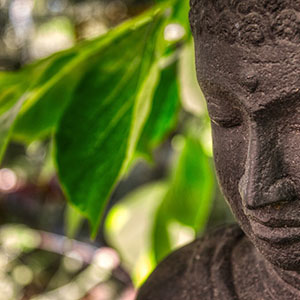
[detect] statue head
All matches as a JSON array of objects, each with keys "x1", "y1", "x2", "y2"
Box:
[{"x1": 190, "y1": 0, "x2": 300, "y2": 271}]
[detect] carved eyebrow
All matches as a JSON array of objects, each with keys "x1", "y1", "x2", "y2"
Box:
[
  {"x1": 200, "y1": 77, "x2": 300, "y2": 122},
  {"x1": 201, "y1": 75, "x2": 259, "y2": 96},
  {"x1": 256, "y1": 88, "x2": 300, "y2": 112},
  {"x1": 200, "y1": 80, "x2": 241, "y2": 104}
]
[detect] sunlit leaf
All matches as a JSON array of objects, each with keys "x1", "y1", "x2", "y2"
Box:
[
  {"x1": 0, "y1": 96, "x2": 25, "y2": 162},
  {"x1": 105, "y1": 182, "x2": 168, "y2": 286},
  {"x1": 55, "y1": 9, "x2": 167, "y2": 236},
  {"x1": 12, "y1": 29, "x2": 129, "y2": 142},
  {"x1": 153, "y1": 135, "x2": 215, "y2": 262},
  {"x1": 0, "y1": 0, "x2": 205, "y2": 245},
  {"x1": 179, "y1": 39, "x2": 206, "y2": 116},
  {"x1": 13, "y1": 52, "x2": 82, "y2": 142},
  {"x1": 0, "y1": 69, "x2": 34, "y2": 161},
  {"x1": 0, "y1": 4, "x2": 167, "y2": 145},
  {"x1": 169, "y1": 0, "x2": 191, "y2": 35},
  {"x1": 137, "y1": 60, "x2": 180, "y2": 158},
  {"x1": 105, "y1": 134, "x2": 215, "y2": 284}
]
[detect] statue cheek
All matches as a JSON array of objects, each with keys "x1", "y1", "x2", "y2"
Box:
[
  {"x1": 211, "y1": 123, "x2": 248, "y2": 202},
  {"x1": 282, "y1": 131, "x2": 300, "y2": 184}
]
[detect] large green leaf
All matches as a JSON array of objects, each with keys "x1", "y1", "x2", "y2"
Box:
[
  {"x1": 12, "y1": 53, "x2": 82, "y2": 142},
  {"x1": 104, "y1": 135, "x2": 215, "y2": 284},
  {"x1": 11, "y1": 22, "x2": 142, "y2": 142},
  {"x1": 0, "y1": 3, "x2": 168, "y2": 145},
  {"x1": 137, "y1": 60, "x2": 180, "y2": 158},
  {"x1": 0, "y1": 47, "x2": 93, "y2": 157},
  {"x1": 153, "y1": 135, "x2": 215, "y2": 262},
  {"x1": 55, "y1": 9, "x2": 167, "y2": 236},
  {"x1": 0, "y1": 52, "x2": 77, "y2": 143},
  {"x1": 0, "y1": 0, "x2": 193, "y2": 238}
]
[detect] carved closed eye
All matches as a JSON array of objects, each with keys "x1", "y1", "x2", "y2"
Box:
[
  {"x1": 206, "y1": 100, "x2": 242, "y2": 129},
  {"x1": 210, "y1": 115, "x2": 242, "y2": 128}
]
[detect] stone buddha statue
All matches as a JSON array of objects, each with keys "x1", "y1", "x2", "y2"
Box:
[{"x1": 137, "y1": 1, "x2": 300, "y2": 299}]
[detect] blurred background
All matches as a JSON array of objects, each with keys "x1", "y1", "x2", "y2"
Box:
[{"x1": 0, "y1": 0, "x2": 234, "y2": 299}]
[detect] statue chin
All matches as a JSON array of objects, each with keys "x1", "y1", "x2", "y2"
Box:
[
  {"x1": 224, "y1": 194, "x2": 300, "y2": 271},
  {"x1": 250, "y1": 231, "x2": 300, "y2": 271}
]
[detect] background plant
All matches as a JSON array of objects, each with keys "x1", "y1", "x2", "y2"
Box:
[{"x1": 0, "y1": 0, "x2": 234, "y2": 294}]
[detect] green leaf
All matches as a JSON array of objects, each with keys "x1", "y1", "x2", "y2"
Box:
[
  {"x1": 0, "y1": 71, "x2": 31, "y2": 161},
  {"x1": 64, "y1": 204, "x2": 84, "y2": 239},
  {"x1": 153, "y1": 135, "x2": 215, "y2": 262},
  {"x1": 11, "y1": 28, "x2": 132, "y2": 143},
  {"x1": 105, "y1": 135, "x2": 215, "y2": 283},
  {"x1": 105, "y1": 182, "x2": 168, "y2": 286},
  {"x1": 170, "y1": 0, "x2": 191, "y2": 35},
  {"x1": 12, "y1": 52, "x2": 82, "y2": 142},
  {"x1": 0, "y1": 97, "x2": 25, "y2": 162},
  {"x1": 137, "y1": 60, "x2": 180, "y2": 158},
  {"x1": 55, "y1": 9, "x2": 167, "y2": 237},
  {"x1": 0, "y1": 3, "x2": 166, "y2": 145},
  {"x1": 179, "y1": 39, "x2": 207, "y2": 117},
  {"x1": 151, "y1": 202, "x2": 172, "y2": 264}
]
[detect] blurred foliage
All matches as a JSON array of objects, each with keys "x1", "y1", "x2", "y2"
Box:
[
  {"x1": 0, "y1": 0, "x2": 232, "y2": 294},
  {"x1": 106, "y1": 133, "x2": 214, "y2": 286},
  {"x1": 152, "y1": 134, "x2": 214, "y2": 263},
  {"x1": 0, "y1": 224, "x2": 131, "y2": 300}
]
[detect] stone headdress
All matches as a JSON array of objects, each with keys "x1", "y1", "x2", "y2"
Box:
[{"x1": 189, "y1": 0, "x2": 300, "y2": 46}]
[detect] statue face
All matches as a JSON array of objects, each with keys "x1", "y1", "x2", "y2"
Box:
[{"x1": 194, "y1": 36, "x2": 300, "y2": 270}]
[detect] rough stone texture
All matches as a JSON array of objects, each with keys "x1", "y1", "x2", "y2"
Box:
[
  {"x1": 137, "y1": 225, "x2": 300, "y2": 299},
  {"x1": 189, "y1": 0, "x2": 300, "y2": 45},
  {"x1": 137, "y1": 0, "x2": 300, "y2": 299}
]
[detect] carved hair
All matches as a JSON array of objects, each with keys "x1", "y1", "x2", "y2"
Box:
[{"x1": 189, "y1": 0, "x2": 300, "y2": 46}]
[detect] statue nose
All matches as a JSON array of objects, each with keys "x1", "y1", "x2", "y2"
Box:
[
  {"x1": 239, "y1": 175, "x2": 296, "y2": 209},
  {"x1": 238, "y1": 126, "x2": 296, "y2": 210}
]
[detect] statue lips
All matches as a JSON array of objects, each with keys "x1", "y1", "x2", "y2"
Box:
[
  {"x1": 249, "y1": 218, "x2": 300, "y2": 245},
  {"x1": 244, "y1": 202, "x2": 300, "y2": 244}
]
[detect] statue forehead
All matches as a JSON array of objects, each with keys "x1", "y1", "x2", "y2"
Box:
[
  {"x1": 195, "y1": 39, "x2": 300, "y2": 110},
  {"x1": 190, "y1": 0, "x2": 300, "y2": 109}
]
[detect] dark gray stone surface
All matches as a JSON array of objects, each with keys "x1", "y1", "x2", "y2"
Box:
[{"x1": 137, "y1": 1, "x2": 300, "y2": 298}]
